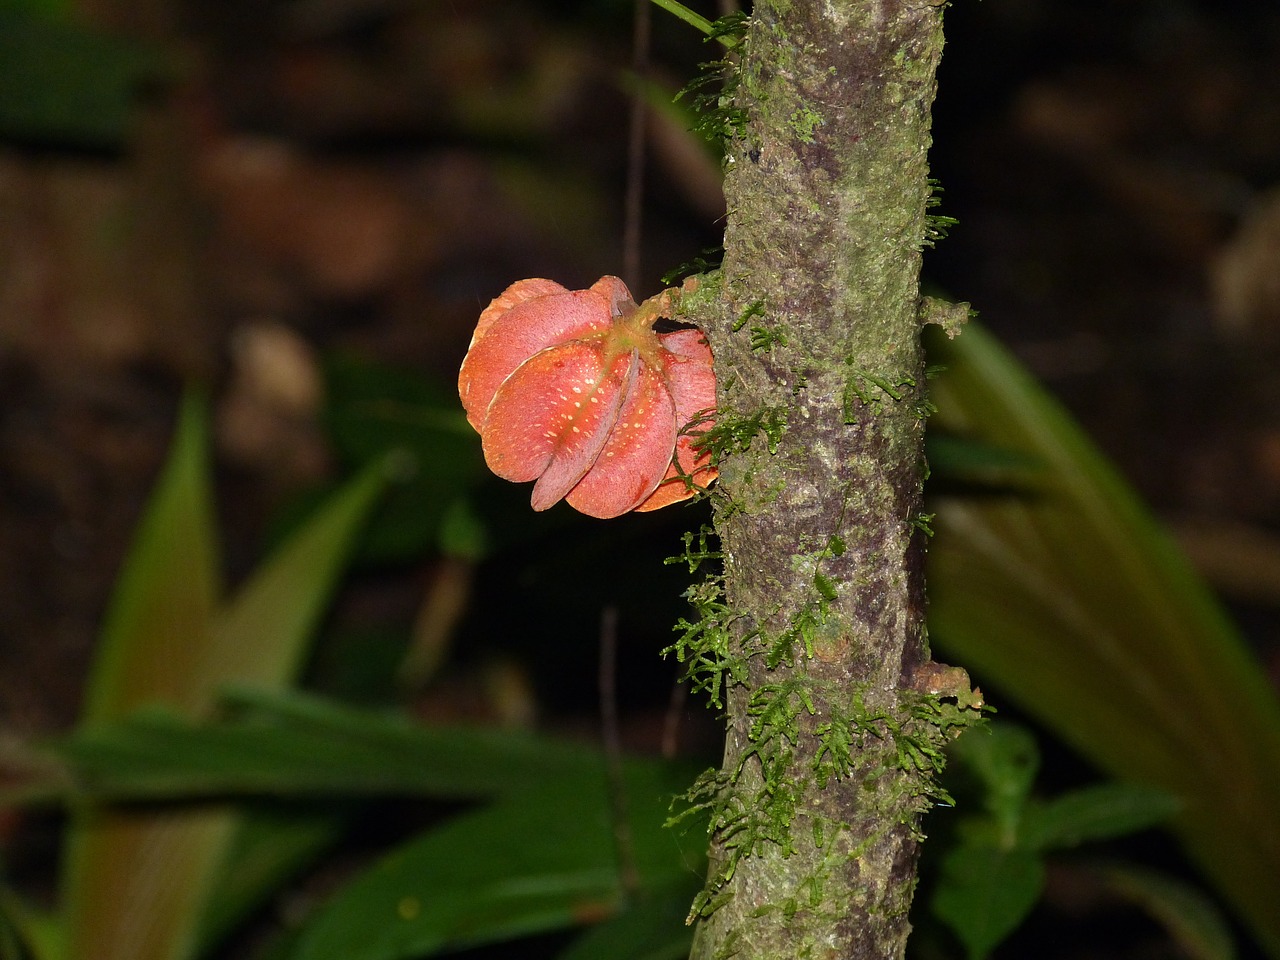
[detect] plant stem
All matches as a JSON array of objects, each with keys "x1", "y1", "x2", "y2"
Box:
[
  {"x1": 689, "y1": 1, "x2": 951, "y2": 957},
  {"x1": 648, "y1": 0, "x2": 719, "y2": 42}
]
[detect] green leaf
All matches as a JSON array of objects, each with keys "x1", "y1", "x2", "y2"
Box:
[
  {"x1": 59, "y1": 397, "x2": 387, "y2": 960},
  {"x1": 322, "y1": 356, "x2": 482, "y2": 564},
  {"x1": 648, "y1": 0, "x2": 715, "y2": 40},
  {"x1": 924, "y1": 432, "x2": 1038, "y2": 486},
  {"x1": 554, "y1": 894, "x2": 694, "y2": 960},
  {"x1": 61, "y1": 393, "x2": 224, "y2": 960},
  {"x1": 948, "y1": 723, "x2": 1038, "y2": 841},
  {"x1": 40, "y1": 689, "x2": 609, "y2": 803},
  {"x1": 926, "y1": 324, "x2": 1280, "y2": 957},
  {"x1": 22, "y1": 690, "x2": 694, "y2": 957},
  {"x1": 1021, "y1": 783, "x2": 1180, "y2": 853},
  {"x1": 206, "y1": 457, "x2": 388, "y2": 691},
  {"x1": 0, "y1": 11, "x2": 167, "y2": 147},
  {"x1": 288, "y1": 759, "x2": 705, "y2": 960},
  {"x1": 931, "y1": 842, "x2": 1044, "y2": 960},
  {"x1": 0, "y1": 885, "x2": 52, "y2": 960},
  {"x1": 79, "y1": 392, "x2": 221, "y2": 724},
  {"x1": 196, "y1": 806, "x2": 347, "y2": 952},
  {"x1": 1102, "y1": 864, "x2": 1237, "y2": 960}
]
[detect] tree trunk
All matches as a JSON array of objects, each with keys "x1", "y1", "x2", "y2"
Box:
[{"x1": 687, "y1": 2, "x2": 953, "y2": 957}]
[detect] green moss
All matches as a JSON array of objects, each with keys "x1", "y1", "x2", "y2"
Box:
[
  {"x1": 789, "y1": 106, "x2": 824, "y2": 143},
  {"x1": 749, "y1": 324, "x2": 788, "y2": 352},
  {"x1": 674, "y1": 13, "x2": 752, "y2": 151},
  {"x1": 697, "y1": 406, "x2": 789, "y2": 459},
  {"x1": 842, "y1": 368, "x2": 918, "y2": 420}
]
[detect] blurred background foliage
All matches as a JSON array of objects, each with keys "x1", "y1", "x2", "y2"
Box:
[{"x1": 1, "y1": 0, "x2": 1279, "y2": 959}]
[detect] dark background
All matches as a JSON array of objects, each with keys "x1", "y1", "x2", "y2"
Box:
[{"x1": 1, "y1": 2, "x2": 1278, "y2": 953}]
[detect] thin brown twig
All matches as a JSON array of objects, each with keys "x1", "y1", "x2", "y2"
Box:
[{"x1": 623, "y1": 0, "x2": 652, "y2": 291}]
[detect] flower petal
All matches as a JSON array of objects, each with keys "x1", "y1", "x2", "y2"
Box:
[
  {"x1": 566, "y1": 360, "x2": 678, "y2": 519},
  {"x1": 471, "y1": 278, "x2": 568, "y2": 346},
  {"x1": 481, "y1": 342, "x2": 634, "y2": 511},
  {"x1": 458, "y1": 287, "x2": 611, "y2": 431},
  {"x1": 589, "y1": 275, "x2": 634, "y2": 318},
  {"x1": 634, "y1": 329, "x2": 717, "y2": 511}
]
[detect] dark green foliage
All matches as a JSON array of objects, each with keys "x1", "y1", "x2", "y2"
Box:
[
  {"x1": 695, "y1": 406, "x2": 788, "y2": 458},
  {"x1": 928, "y1": 723, "x2": 1188, "y2": 960},
  {"x1": 0, "y1": 10, "x2": 167, "y2": 148},
  {"x1": 927, "y1": 322, "x2": 1280, "y2": 955},
  {"x1": 923, "y1": 180, "x2": 959, "y2": 249},
  {"x1": 321, "y1": 355, "x2": 483, "y2": 565},
  {"x1": 674, "y1": 12, "x2": 752, "y2": 151},
  {"x1": 662, "y1": 249, "x2": 725, "y2": 287}
]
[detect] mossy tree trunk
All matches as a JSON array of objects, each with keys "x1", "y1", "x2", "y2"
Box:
[{"x1": 686, "y1": 2, "x2": 956, "y2": 957}]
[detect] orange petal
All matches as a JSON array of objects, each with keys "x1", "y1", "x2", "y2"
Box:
[
  {"x1": 471, "y1": 278, "x2": 567, "y2": 346},
  {"x1": 566, "y1": 361, "x2": 678, "y2": 519},
  {"x1": 481, "y1": 343, "x2": 634, "y2": 510},
  {"x1": 589, "y1": 275, "x2": 635, "y2": 318},
  {"x1": 458, "y1": 287, "x2": 611, "y2": 431},
  {"x1": 633, "y1": 329, "x2": 717, "y2": 511}
]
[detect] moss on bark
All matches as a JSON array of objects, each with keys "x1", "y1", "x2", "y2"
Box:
[{"x1": 685, "y1": 2, "x2": 960, "y2": 957}]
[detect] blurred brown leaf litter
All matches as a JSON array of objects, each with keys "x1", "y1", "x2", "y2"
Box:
[{"x1": 2, "y1": 0, "x2": 1280, "y2": 725}]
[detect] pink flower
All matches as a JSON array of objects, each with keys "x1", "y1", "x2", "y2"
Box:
[{"x1": 458, "y1": 276, "x2": 716, "y2": 519}]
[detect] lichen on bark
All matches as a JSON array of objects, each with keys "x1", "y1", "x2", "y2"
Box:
[{"x1": 681, "y1": 2, "x2": 967, "y2": 958}]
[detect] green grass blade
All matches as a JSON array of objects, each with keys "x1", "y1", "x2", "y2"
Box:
[
  {"x1": 61, "y1": 393, "x2": 224, "y2": 960},
  {"x1": 60, "y1": 400, "x2": 386, "y2": 960},
  {"x1": 1101, "y1": 864, "x2": 1238, "y2": 960},
  {"x1": 42, "y1": 690, "x2": 608, "y2": 803},
  {"x1": 648, "y1": 0, "x2": 714, "y2": 39},
  {"x1": 80, "y1": 392, "x2": 221, "y2": 723},
  {"x1": 195, "y1": 457, "x2": 392, "y2": 954},
  {"x1": 203, "y1": 457, "x2": 388, "y2": 691},
  {"x1": 926, "y1": 324, "x2": 1280, "y2": 957},
  {"x1": 195, "y1": 807, "x2": 347, "y2": 952}
]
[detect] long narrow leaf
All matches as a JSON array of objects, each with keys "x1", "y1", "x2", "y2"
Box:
[
  {"x1": 926, "y1": 324, "x2": 1280, "y2": 957},
  {"x1": 288, "y1": 759, "x2": 704, "y2": 960},
  {"x1": 1102, "y1": 863, "x2": 1238, "y2": 960},
  {"x1": 79, "y1": 392, "x2": 221, "y2": 724},
  {"x1": 37, "y1": 690, "x2": 608, "y2": 804},
  {"x1": 194, "y1": 457, "x2": 392, "y2": 954},
  {"x1": 60, "y1": 398, "x2": 387, "y2": 960},
  {"x1": 203, "y1": 458, "x2": 387, "y2": 693},
  {"x1": 62, "y1": 394, "x2": 224, "y2": 960}
]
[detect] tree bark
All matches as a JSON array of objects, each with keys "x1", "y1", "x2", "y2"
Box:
[{"x1": 688, "y1": 2, "x2": 951, "y2": 957}]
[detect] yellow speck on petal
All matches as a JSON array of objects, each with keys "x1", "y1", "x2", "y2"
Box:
[{"x1": 398, "y1": 897, "x2": 421, "y2": 920}]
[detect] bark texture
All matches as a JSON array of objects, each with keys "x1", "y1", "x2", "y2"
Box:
[{"x1": 691, "y1": 2, "x2": 948, "y2": 957}]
